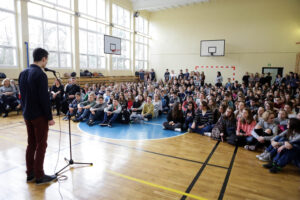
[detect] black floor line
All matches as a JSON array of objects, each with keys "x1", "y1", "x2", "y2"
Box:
[
  {"x1": 49, "y1": 128, "x2": 228, "y2": 170},
  {"x1": 218, "y1": 145, "x2": 238, "y2": 200},
  {"x1": 180, "y1": 141, "x2": 220, "y2": 200}
]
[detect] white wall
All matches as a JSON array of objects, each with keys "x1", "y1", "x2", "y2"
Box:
[{"x1": 149, "y1": 0, "x2": 300, "y2": 83}]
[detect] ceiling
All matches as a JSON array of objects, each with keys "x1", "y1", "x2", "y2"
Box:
[{"x1": 131, "y1": 0, "x2": 209, "y2": 12}]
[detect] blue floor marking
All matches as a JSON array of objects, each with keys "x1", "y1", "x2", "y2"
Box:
[{"x1": 78, "y1": 115, "x2": 186, "y2": 140}]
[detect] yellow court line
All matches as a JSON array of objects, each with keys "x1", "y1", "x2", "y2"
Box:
[{"x1": 106, "y1": 170, "x2": 208, "y2": 200}]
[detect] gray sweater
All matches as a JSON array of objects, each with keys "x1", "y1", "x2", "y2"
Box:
[
  {"x1": 271, "y1": 130, "x2": 300, "y2": 146},
  {"x1": 251, "y1": 120, "x2": 278, "y2": 141},
  {"x1": 0, "y1": 85, "x2": 16, "y2": 96}
]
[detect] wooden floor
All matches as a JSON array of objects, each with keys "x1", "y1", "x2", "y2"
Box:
[{"x1": 0, "y1": 113, "x2": 299, "y2": 200}]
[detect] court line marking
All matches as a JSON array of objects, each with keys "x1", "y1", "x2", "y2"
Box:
[
  {"x1": 181, "y1": 141, "x2": 220, "y2": 200},
  {"x1": 218, "y1": 145, "x2": 238, "y2": 200},
  {"x1": 106, "y1": 169, "x2": 208, "y2": 200},
  {"x1": 50, "y1": 128, "x2": 228, "y2": 169},
  {"x1": 77, "y1": 123, "x2": 187, "y2": 141}
]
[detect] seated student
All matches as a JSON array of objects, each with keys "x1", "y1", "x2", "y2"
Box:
[
  {"x1": 161, "y1": 90, "x2": 170, "y2": 113},
  {"x1": 182, "y1": 95, "x2": 197, "y2": 112},
  {"x1": 208, "y1": 99, "x2": 220, "y2": 124},
  {"x1": 235, "y1": 108, "x2": 256, "y2": 146},
  {"x1": 87, "y1": 95, "x2": 107, "y2": 126},
  {"x1": 130, "y1": 94, "x2": 145, "y2": 121},
  {"x1": 100, "y1": 98, "x2": 122, "y2": 127},
  {"x1": 249, "y1": 111, "x2": 278, "y2": 150},
  {"x1": 142, "y1": 96, "x2": 154, "y2": 121},
  {"x1": 261, "y1": 118, "x2": 300, "y2": 173},
  {"x1": 73, "y1": 92, "x2": 96, "y2": 122},
  {"x1": 284, "y1": 102, "x2": 297, "y2": 118},
  {"x1": 234, "y1": 101, "x2": 246, "y2": 121},
  {"x1": 253, "y1": 106, "x2": 265, "y2": 122},
  {"x1": 50, "y1": 78, "x2": 64, "y2": 115},
  {"x1": 169, "y1": 92, "x2": 180, "y2": 109},
  {"x1": 152, "y1": 94, "x2": 162, "y2": 118},
  {"x1": 130, "y1": 96, "x2": 154, "y2": 122},
  {"x1": 189, "y1": 101, "x2": 214, "y2": 135},
  {"x1": 274, "y1": 109, "x2": 289, "y2": 132},
  {"x1": 64, "y1": 92, "x2": 81, "y2": 120},
  {"x1": 0, "y1": 78, "x2": 20, "y2": 117},
  {"x1": 183, "y1": 102, "x2": 196, "y2": 131},
  {"x1": 248, "y1": 97, "x2": 259, "y2": 115},
  {"x1": 211, "y1": 107, "x2": 236, "y2": 142},
  {"x1": 163, "y1": 102, "x2": 184, "y2": 132},
  {"x1": 177, "y1": 86, "x2": 186, "y2": 103}
]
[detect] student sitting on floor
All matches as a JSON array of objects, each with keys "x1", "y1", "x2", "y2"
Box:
[
  {"x1": 100, "y1": 98, "x2": 121, "y2": 127},
  {"x1": 130, "y1": 94, "x2": 145, "y2": 121},
  {"x1": 261, "y1": 118, "x2": 300, "y2": 173},
  {"x1": 63, "y1": 92, "x2": 81, "y2": 120},
  {"x1": 152, "y1": 94, "x2": 162, "y2": 118},
  {"x1": 183, "y1": 102, "x2": 196, "y2": 131},
  {"x1": 86, "y1": 95, "x2": 107, "y2": 126},
  {"x1": 211, "y1": 107, "x2": 236, "y2": 142},
  {"x1": 248, "y1": 111, "x2": 278, "y2": 151},
  {"x1": 235, "y1": 108, "x2": 257, "y2": 146},
  {"x1": 189, "y1": 101, "x2": 214, "y2": 135},
  {"x1": 141, "y1": 96, "x2": 154, "y2": 121},
  {"x1": 274, "y1": 109, "x2": 289, "y2": 132},
  {"x1": 73, "y1": 92, "x2": 96, "y2": 122},
  {"x1": 162, "y1": 102, "x2": 184, "y2": 132}
]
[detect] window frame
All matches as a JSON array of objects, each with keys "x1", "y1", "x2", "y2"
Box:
[
  {"x1": 0, "y1": 4, "x2": 18, "y2": 68},
  {"x1": 27, "y1": 2, "x2": 73, "y2": 69}
]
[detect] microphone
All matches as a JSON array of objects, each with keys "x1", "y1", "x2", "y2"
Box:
[{"x1": 44, "y1": 68, "x2": 56, "y2": 73}]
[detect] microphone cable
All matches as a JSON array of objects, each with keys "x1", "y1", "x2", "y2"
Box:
[{"x1": 52, "y1": 72, "x2": 68, "y2": 200}]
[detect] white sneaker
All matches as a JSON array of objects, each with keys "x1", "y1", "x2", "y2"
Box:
[
  {"x1": 174, "y1": 128, "x2": 181, "y2": 132},
  {"x1": 204, "y1": 132, "x2": 211, "y2": 137},
  {"x1": 143, "y1": 118, "x2": 148, "y2": 121}
]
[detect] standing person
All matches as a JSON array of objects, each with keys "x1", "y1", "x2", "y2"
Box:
[
  {"x1": 215, "y1": 71, "x2": 223, "y2": 88},
  {"x1": 150, "y1": 69, "x2": 156, "y2": 81},
  {"x1": 18, "y1": 48, "x2": 57, "y2": 185},
  {"x1": 242, "y1": 72, "x2": 250, "y2": 86},
  {"x1": 164, "y1": 69, "x2": 170, "y2": 82}
]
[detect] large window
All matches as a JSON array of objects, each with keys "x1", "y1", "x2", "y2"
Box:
[
  {"x1": 28, "y1": 1, "x2": 73, "y2": 68},
  {"x1": 78, "y1": 0, "x2": 106, "y2": 69},
  {"x1": 0, "y1": 0, "x2": 17, "y2": 67},
  {"x1": 135, "y1": 17, "x2": 149, "y2": 70},
  {"x1": 112, "y1": 4, "x2": 130, "y2": 29},
  {"x1": 112, "y1": 4, "x2": 131, "y2": 70}
]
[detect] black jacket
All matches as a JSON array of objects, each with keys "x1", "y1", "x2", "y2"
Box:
[{"x1": 19, "y1": 64, "x2": 52, "y2": 121}]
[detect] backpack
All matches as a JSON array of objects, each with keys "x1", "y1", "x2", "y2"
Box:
[
  {"x1": 120, "y1": 110, "x2": 130, "y2": 124},
  {"x1": 0, "y1": 73, "x2": 6, "y2": 79}
]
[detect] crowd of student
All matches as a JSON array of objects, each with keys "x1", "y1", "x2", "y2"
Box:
[{"x1": 1, "y1": 68, "x2": 300, "y2": 173}]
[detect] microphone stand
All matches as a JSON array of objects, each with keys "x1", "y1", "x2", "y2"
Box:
[{"x1": 50, "y1": 71, "x2": 93, "y2": 175}]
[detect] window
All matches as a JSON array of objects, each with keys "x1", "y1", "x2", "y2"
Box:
[
  {"x1": 112, "y1": 4, "x2": 130, "y2": 28},
  {"x1": 78, "y1": 0, "x2": 106, "y2": 69},
  {"x1": 112, "y1": 28, "x2": 130, "y2": 70},
  {"x1": 79, "y1": 0, "x2": 105, "y2": 21},
  {"x1": 135, "y1": 35, "x2": 148, "y2": 70},
  {"x1": 135, "y1": 16, "x2": 148, "y2": 35},
  {"x1": 112, "y1": 4, "x2": 131, "y2": 70},
  {"x1": 135, "y1": 17, "x2": 149, "y2": 70},
  {"x1": 0, "y1": 0, "x2": 17, "y2": 67},
  {"x1": 28, "y1": 1, "x2": 72, "y2": 68}
]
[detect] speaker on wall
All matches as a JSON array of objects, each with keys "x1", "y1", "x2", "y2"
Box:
[{"x1": 134, "y1": 11, "x2": 140, "y2": 18}]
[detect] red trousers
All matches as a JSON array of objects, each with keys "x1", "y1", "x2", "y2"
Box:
[{"x1": 25, "y1": 116, "x2": 49, "y2": 179}]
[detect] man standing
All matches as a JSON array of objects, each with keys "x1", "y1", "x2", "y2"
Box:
[{"x1": 19, "y1": 48, "x2": 57, "y2": 185}]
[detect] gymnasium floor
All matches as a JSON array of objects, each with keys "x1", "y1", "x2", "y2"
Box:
[{"x1": 0, "y1": 113, "x2": 299, "y2": 200}]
